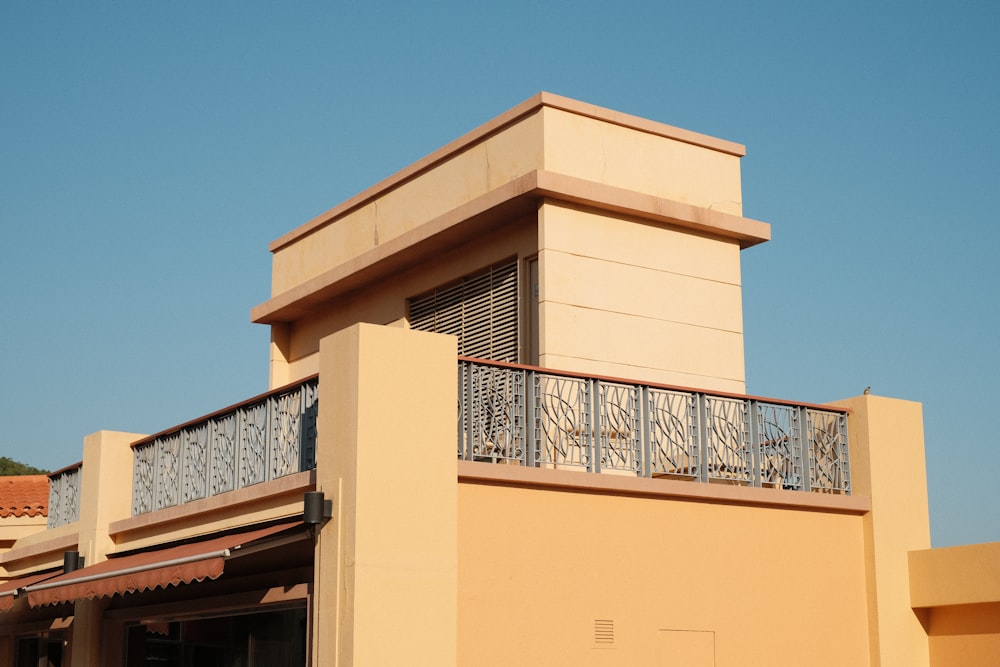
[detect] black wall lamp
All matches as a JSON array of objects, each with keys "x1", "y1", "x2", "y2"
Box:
[
  {"x1": 63, "y1": 550, "x2": 84, "y2": 574},
  {"x1": 303, "y1": 491, "x2": 333, "y2": 526}
]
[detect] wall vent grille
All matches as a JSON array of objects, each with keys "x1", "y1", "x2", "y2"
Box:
[{"x1": 594, "y1": 619, "x2": 615, "y2": 645}]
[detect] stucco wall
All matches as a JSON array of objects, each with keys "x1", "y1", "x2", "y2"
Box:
[
  {"x1": 267, "y1": 95, "x2": 747, "y2": 302},
  {"x1": 275, "y1": 217, "x2": 537, "y2": 384},
  {"x1": 261, "y1": 94, "x2": 757, "y2": 391},
  {"x1": 909, "y1": 541, "x2": 1000, "y2": 667},
  {"x1": 270, "y1": 110, "x2": 545, "y2": 297},
  {"x1": 926, "y1": 602, "x2": 1000, "y2": 667},
  {"x1": 541, "y1": 105, "x2": 743, "y2": 216},
  {"x1": 458, "y1": 479, "x2": 870, "y2": 666},
  {"x1": 835, "y1": 394, "x2": 932, "y2": 667},
  {"x1": 314, "y1": 323, "x2": 458, "y2": 666},
  {"x1": 538, "y1": 202, "x2": 745, "y2": 392}
]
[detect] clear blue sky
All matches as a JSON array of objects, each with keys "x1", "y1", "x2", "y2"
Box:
[{"x1": 2, "y1": 2, "x2": 997, "y2": 547}]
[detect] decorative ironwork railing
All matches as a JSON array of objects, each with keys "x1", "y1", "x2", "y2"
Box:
[
  {"x1": 458, "y1": 359, "x2": 851, "y2": 494},
  {"x1": 48, "y1": 463, "x2": 82, "y2": 528},
  {"x1": 131, "y1": 377, "x2": 319, "y2": 516}
]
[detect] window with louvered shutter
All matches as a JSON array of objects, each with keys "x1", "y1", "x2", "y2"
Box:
[{"x1": 408, "y1": 261, "x2": 519, "y2": 362}]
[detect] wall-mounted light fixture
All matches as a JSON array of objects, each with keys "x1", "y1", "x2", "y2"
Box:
[
  {"x1": 63, "y1": 550, "x2": 84, "y2": 574},
  {"x1": 303, "y1": 491, "x2": 333, "y2": 526}
]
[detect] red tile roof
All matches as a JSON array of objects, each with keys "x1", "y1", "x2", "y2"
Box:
[{"x1": 0, "y1": 476, "x2": 49, "y2": 518}]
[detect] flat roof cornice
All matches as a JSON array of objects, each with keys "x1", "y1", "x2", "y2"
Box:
[
  {"x1": 267, "y1": 92, "x2": 746, "y2": 253},
  {"x1": 251, "y1": 169, "x2": 769, "y2": 324}
]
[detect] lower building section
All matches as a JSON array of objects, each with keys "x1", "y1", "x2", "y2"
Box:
[
  {"x1": 14, "y1": 630, "x2": 67, "y2": 667},
  {"x1": 1, "y1": 520, "x2": 313, "y2": 667},
  {"x1": 123, "y1": 607, "x2": 307, "y2": 667},
  {"x1": 4, "y1": 325, "x2": 995, "y2": 666},
  {"x1": 456, "y1": 465, "x2": 872, "y2": 667}
]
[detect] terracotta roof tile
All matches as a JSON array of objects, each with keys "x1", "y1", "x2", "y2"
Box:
[{"x1": 0, "y1": 476, "x2": 49, "y2": 518}]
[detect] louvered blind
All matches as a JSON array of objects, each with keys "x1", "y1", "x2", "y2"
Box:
[{"x1": 409, "y1": 261, "x2": 519, "y2": 362}]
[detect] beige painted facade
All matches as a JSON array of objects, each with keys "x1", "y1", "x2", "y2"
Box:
[
  {"x1": 254, "y1": 92, "x2": 767, "y2": 394},
  {"x1": 0, "y1": 517, "x2": 46, "y2": 555},
  {"x1": 313, "y1": 324, "x2": 458, "y2": 666},
  {"x1": 909, "y1": 542, "x2": 1000, "y2": 666},
  {"x1": 458, "y1": 469, "x2": 871, "y2": 666},
  {"x1": 832, "y1": 394, "x2": 932, "y2": 667},
  {"x1": 538, "y1": 202, "x2": 746, "y2": 390},
  {"x1": 1, "y1": 94, "x2": 995, "y2": 666}
]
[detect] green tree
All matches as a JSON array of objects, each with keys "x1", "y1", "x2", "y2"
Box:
[{"x1": 0, "y1": 456, "x2": 48, "y2": 475}]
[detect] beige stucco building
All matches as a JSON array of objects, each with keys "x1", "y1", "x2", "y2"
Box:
[{"x1": 1, "y1": 93, "x2": 997, "y2": 666}]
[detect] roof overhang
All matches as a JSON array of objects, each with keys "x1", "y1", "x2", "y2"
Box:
[{"x1": 251, "y1": 170, "x2": 770, "y2": 325}]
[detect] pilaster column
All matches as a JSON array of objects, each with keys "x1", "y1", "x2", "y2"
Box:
[{"x1": 312, "y1": 323, "x2": 457, "y2": 666}]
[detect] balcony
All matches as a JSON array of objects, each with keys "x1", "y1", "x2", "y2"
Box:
[
  {"x1": 48, "y1": 462, "x2": 82, "y2": 528},
  {"x1": 130, "y1": 377, "x2": 319, "y2": 515},
  {"x1": 458, "y1": 358, "x2": 851, "y2": 494},
  {"x1": 123, "y1": 359, "x2": 848, "y2": 518}
]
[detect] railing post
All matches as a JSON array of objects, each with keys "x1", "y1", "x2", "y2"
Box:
[
  {"x1": 208, "y1": 418, "x2": 217, "y2": 499},
  {"x1": 152, "y1": 441, "x2": 161, "y2": 511},
  {"x1": 456, "y1": 362, "x2": 464, "y2": 460},
  {"x1": 797, "y1": 406, "x2": 812, "y2": 493},
  {"x1": 130, "y1": 453, "x2": 139, "y2": 517},
  {"x1": 640, "y1": 386, "x2": 652, "y2": 478},
  {"x1": 263, "y1": 396, "x2": 278, "y2": 482},
  {"x1": 525, "y1": 368, "x2": 537, "y2": 468},
  {"x1": 235, "y1": 407, "x2": 246, "y2": 492},
  {"x1": 180, "y1": 430, "x2": 189, "y2": 503},
  {"x1": 839, "y1": 413, "x2": 851, "y2": 494},
  {"x1": 296, "y1": 385, "x2": 306, "y2": 471},
  {"x1": 590, "y1": 378, "x2": 601, "y2": 474},
  {"x1": 464, "y1": 361, "x2": 475, "y2": 461},
  {"x1": 296, "y1": 386, "x2": 305, "y2": 473},
  {"x1": 696, "y1": 394, "x2": 710, "y2": 483},
  {"x1": 748, "y1": 400, "x2": 761, "y2": 488},
  {"x1": 47, "y1": 475, "x2": 57, "y2": 529}
]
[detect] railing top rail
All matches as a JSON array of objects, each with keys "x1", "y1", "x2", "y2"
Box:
[
  {"x1": 130, "y1": 374, "x2": 320, "y2": 449},
  {"x1": 457, "y1": 356, "x2": 850, "y2": 414},
  {"x1": 48, "y1": 461, "x2": 82, "y2": 479}
]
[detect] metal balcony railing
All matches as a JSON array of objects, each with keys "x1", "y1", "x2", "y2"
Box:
[
  {"x1": 131, "y1": 377, "x2": 318, "y2": 516},
  {"x1": 458, "y1": 358, "x2": 851, "y2": 494},
  {"x1": 48, "y1": 463, "x2": 82, "y2": 528},
  {"x1": 125, "y1": 357, "x2": 846, "y2": 519}
]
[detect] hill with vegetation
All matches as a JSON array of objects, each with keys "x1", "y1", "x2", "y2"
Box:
[{"x1": 0, "y1": 457, "x2": 48, "y2": 476}]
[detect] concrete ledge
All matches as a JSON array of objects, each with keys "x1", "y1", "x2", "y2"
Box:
[
  {"x1": 269, "y1": 92, "x2": 745, "y2": 253},
  {"x1": 910, "y1": 541, "x2": 1000, "y2": 608},
  {"x1": 108, "y1": 470, "x2": 315, "y2": 549},
  {"x1": 458, "y1": 460, "x2": 870, "y2": 515},
  {"x1": 0, "y1": 531, "x2": 79, "y2": 569},
  {"x1": 252, "y1": 170, "x2": 769, "y2": 324}
]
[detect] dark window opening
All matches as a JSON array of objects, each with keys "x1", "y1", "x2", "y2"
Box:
[
  {"x1": 125, "y1": 607, "x2": 307, "y2": 667},
  {"x1": 15, "y1": 632, "x2": 66, "y2": 667}
]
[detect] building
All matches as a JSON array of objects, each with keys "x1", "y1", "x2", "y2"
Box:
[
  {"x1": 0, "y1": 477, "x2": 47, "y2": 557},
  {"x1": 1, "y1": 93, "x2": 997, "y2": 666}
]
